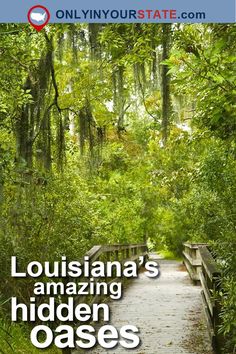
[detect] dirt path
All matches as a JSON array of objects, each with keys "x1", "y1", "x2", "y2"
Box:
[{"x1": 75, "y1": 256, "x2": 213, "y2": 354}]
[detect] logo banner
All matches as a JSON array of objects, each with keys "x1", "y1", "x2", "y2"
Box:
[{"x1": 0, "y1": 0, "x2": 235, "y2": 23}]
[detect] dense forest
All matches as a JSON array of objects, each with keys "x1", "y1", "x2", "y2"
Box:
[{"x1": 0, "y1": 23, "x2": 236, "y2": 353}]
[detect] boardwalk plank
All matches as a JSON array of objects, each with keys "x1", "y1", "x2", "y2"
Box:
[{"x1": 74, "y1": 257, "x2": 213, "y2": 354}]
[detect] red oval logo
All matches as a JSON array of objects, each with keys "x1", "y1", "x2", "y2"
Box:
[{"x1": 28, "y1": 5, "x2": 50, "y2": 32}]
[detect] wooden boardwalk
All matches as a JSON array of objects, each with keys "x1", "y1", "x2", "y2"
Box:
[{"x1": 76, "y1": 256, "x2": 213, "y2": 354}]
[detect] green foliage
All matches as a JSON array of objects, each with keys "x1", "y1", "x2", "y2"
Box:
[
  {"x1": 168, "y1": 24, "x2": 236, "y2": 140},
  {"x1": 0, "y1": 23, "x2": 236, "y2": 352},
  {"x1": 0, "y1": 317, "x2": 60, "y2": 353},
  {"x1": 0, "y1": 173, "x2": 85, "y2": 302}
]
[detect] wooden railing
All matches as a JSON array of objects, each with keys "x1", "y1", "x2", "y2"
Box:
[
  {"x1": 62, "y1": 243, "x2": 148, "y2": 354},
  {"x1": 198, "y1": 246, "x2": 222, "y2": 352},
  {"x1": 183, "y1": 242, "x2": 208, "y2": 283},
  {"x1": 183, "y1": 243, "x2": 222, "y2": 353},
  {"x1": 86, "y1": 243, "x2": 148, "y2": 264}
]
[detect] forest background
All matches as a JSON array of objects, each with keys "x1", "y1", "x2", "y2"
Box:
[{"x1": 0, "y1": 23, "x2": 236, "y2": 353}]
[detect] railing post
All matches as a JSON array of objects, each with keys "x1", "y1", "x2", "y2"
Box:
[
  {"x1": 183, "y1": 243, "x2": 208, "y2": 283},
  {"x1": 115, "y1": 250, "x2": 119, "y2": 261},
  {"x1": 122, "y1": 249, "x2": 125, "y2": 260},
  {"x1": 213, "y1": 274, "x2": 223, "y2": 354},
  {"x1": 188, "y1": 244, "x2": 223, "y2": 354},
  {"x1": 106, "y1": 251, "x2": 110, "y2": 262}
]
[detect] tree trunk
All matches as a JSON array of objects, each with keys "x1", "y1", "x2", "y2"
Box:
[
  {"x1": 16, "y1": 104, "x2": 33, "y2": 168},
  {"x1": 161, "y1": 24, "x2": 172, "y2": 145},
  {"x1": 117, "y1": 65, "x2": 125, "y2": 134}
]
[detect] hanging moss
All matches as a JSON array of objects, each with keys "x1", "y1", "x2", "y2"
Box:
[
  {"x1": 68, "y1": 24, "x2": 79, "y2": 63},
  {"x1": 78, "y1": 106, "x2": 88, "y2": 156},
  {"x1": 88, "y1": 24, "x2": 102, "y2": 60},
  {"x1": 117, "y1": 65, "x2": 125, "y2": 133},
  {"x1": 161, "y1": 24, "x2": 172, "y2": 144},
  {"x1": 15, "y1": 43, "x2": 52, "y2": 170},
  {"x1": 56, "y1": 111, "x2": 66, "y2": 171}
]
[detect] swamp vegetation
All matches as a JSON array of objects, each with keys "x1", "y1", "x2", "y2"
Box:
[{"x1": 0, "y1": 23, "x2": 236, "y2": 352}]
